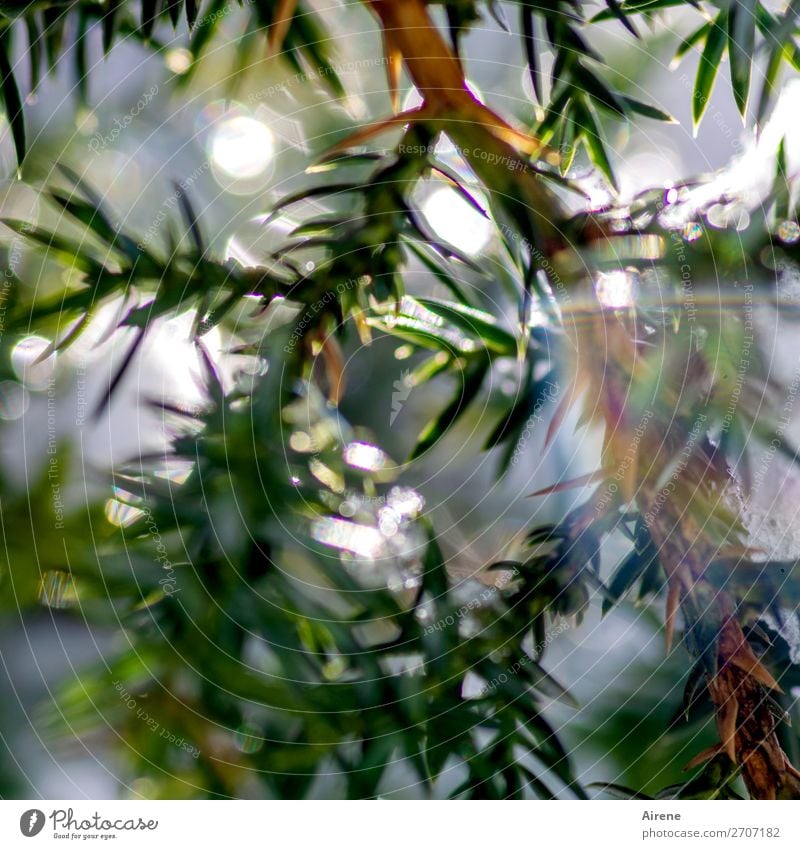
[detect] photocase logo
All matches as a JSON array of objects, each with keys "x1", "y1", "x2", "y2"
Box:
[
  {"x1": 19, "y1": 809, "x2": 45, "y2": 837},
  {"x1": 390, "y1": 369, "x2": 413, "y2": 426},
  {"x1": 14, "y1": 808, "x2": 159, "y2": 837}
]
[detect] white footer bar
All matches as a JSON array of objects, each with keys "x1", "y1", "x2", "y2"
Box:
[{"x1": 0, "y1": 800, "x2": 796, "y2": 848}]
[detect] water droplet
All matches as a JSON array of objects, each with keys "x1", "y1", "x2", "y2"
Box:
[
  {"x1": 309, "y1": 458, "x2": 344, "y2": 493},
  {"x1": 777, "y1": 220, "x2": 800, "y2": 245},
  {"x1": 339, "y1": 498, "x2": 357, "y2": 518},
  {"x1": 234, "y1": 723, "x2": 264, "y2": 754},
  {"x1": 386, "y1": 487, "x2": 425, "y2": 520},
  {"x1": 387, "y1": 574, "x2": 405, "y2": 594},
  {"x1": 343, "y1": 441, "x2": 387, "y2": 472},
  {"x1": 378, "y1": 510, "x2": 399, "y2": 537},
  {"x1": 289, "y1": 431, "x2": 313, "y2": 452},
  {"x1": 311, "y1": 517, "x2": 385, "y2": 559}
]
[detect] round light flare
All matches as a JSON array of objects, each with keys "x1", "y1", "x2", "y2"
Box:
[
  {"x1": 594, "y1": 270, "x2": 636, "y2": 310},
  {"x1": 778, "y1": 219, "x2": 800, "y2": 245},
  {"x1": 11, "y1": 335, "x2": 56, "y2": 390},
  {"x1": 165, "y1": 48, "x2": 192, "y2": 75},
  {"x1": 421, "y1": 187, "x2": 492, "y2": 256},
  {"x1": 0, "y1": 380, "x2": 29, "y2": 421},
  {"x1": 210, "y1": 116, "x2": 274, "y2": 179}
]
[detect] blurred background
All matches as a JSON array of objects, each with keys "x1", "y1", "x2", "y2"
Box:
[{"x1": 0, "y1": 0, "x2": 798, "y2": 798}]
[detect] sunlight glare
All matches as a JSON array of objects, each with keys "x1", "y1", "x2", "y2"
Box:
[
  {"x1": 595, "y1": 270, "x2": 636, "y2": 309},
  {"x1": 421, "y1": 187, "x2": 492, "y2": 255},
  {"x1": 211, "y1": 116, "x2": 274, "y2": 179}
]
